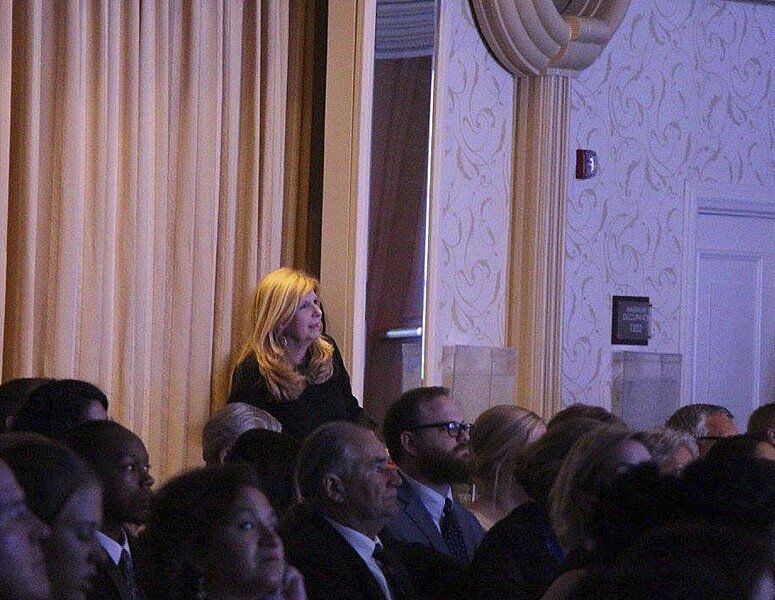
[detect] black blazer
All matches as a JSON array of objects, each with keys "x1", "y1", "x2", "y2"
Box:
[
  {"x1": 87, "y1": 536, "x2": 144, "y2": 600},
  {"x1": 281, "y1": 503, "x2": 417, "y2": 600},
  {"x1": 228, "y1": 337, "x2": 363, "y2": 439}
]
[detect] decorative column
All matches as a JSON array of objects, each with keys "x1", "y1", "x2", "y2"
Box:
[{"x1": 470, "y1": 0, "x2": 631, "y2": 418}]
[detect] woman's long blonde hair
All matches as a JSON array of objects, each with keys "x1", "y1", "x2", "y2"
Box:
[{"x1": 232, "y1": 268, "x2": 334, "y2": 401}]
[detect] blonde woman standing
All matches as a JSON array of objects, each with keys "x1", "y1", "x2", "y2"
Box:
[
  {"x1": 469, "y1": 405, "x2": 546, "y2": 531},
  {"x1": 228, "y1": 268, "x2": 362, "y2": 439}
]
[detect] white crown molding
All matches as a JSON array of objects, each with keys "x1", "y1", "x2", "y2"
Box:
[{"x1": 469, "y1": 0, "x2": 631, "y2": 77}]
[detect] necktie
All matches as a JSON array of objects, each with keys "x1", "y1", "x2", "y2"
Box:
[
  {"x1": 119, "y1": 548, "x2": 140, "y2": 600},
  {"x1": 373, "y1": 542, "x2": 401, "y2": 600},
  {"x1": 440, "y1": 498, "x2": 469, "y2": 562}
]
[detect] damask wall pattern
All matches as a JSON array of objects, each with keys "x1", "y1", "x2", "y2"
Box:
[
  {"x1": 430, "y1": 0, "x2": 514, "y2": 363},
  {"x1": 563, "y1": 0, "x2": 775, "y2": 406}
]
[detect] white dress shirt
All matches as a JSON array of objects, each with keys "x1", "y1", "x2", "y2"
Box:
[{"x1": 96, "y1": 529, "x2": 132, "y2": 566}]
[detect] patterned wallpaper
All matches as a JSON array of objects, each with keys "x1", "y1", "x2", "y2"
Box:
[
  {"x1": 564, "y1": 0, "x2": 775, "y2": 407},
  {"x1": 430, "y1": 0, "x2": 514, "y2": 365}
]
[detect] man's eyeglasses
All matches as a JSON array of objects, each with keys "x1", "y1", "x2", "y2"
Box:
[{"x1": 409, "y1": 421, "x2": 473, "y2": 438}]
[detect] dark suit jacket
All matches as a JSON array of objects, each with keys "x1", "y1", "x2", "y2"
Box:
[
  {"x1": 281, "y1": 503, "x2": 417, "y2": 600},
  {"x1": 383, "y1": 478, "x2": 484, "y2": 562},
  {"x1": 87, "y1": 535, "x2": 144, "y2": 600}
]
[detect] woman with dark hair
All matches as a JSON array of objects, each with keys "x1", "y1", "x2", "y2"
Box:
[
  {"x1": 228, "y1": 268, "x2": 362, "y2": 439},
  {"x1": 0, "y1": 434, "x2": 103, "y2": 599},
  {"x1": 137, "y1": 466, "x2": 305, "y2": 600},
  {"x1": 10, "y1": 379, "x2": 108, "y2": 439}
]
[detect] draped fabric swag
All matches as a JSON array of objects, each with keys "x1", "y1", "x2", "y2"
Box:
[{"x1": 0, "y1": 0, "x2": 291, "y2": 479}]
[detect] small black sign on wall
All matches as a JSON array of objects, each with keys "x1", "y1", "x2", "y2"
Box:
[{"x1": 611, "y1": 296, "x2": 651, "y2": 345}]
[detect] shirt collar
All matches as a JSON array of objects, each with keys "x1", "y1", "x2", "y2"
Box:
[
  {"x1": 96, "y1": 529, "x2": 131, "y2": 566},
  {"x1": 401, "y1": 472, "x2": 452, "y2": 527},
  {"x1": 324, "y1": 517, "x2": 379, "y2": 556}
]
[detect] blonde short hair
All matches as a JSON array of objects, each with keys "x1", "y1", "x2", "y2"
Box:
[
  {"x1": 471, "y1": 405, "x2": 544, "y2": 503},
  {"x1": 202, "y1": 402, "x2": 281, "y2": 465},
  {"x1": 549, "y1": 424, "x2": 650, "y2": 552},
  {"x1": 232, "y1": 268, "x2": 334, "y2": 401}
]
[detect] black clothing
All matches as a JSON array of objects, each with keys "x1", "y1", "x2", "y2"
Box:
[
  {"x1": 469, "y1": 501, "x2": 565, "y2": 600},
  {"x1": 281, "y1": 503, "x2": 417, "y2": 600},
  {"x1": 228, "y1": 337, "x2": 362, "y2": 439},
  {"x1": 88, "y1": 538, "x2": 145, "y2": 600}
]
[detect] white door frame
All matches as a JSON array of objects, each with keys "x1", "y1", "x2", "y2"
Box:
[
  {"x1": 319, "y1": 0, "x2": 377, "y2": 402},
  {"x1": 680, "y1": 182, "x2": 775, "y2": 407}
]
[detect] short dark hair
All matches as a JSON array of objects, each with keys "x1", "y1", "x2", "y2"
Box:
[
  {"x1": 137, "y1": 466, "x2": 263, "y2": 600},
  {"x1": 296, "y1": 421, "x2": 368, "y2": 505},
  {"x1": 382, "y1": 386, "x2": 449, "y2": 463},
  {"x1": 11, "y1": 379, "x2": 108, "y2": 439},
  {"x1": 61, "y1": 419, "x2": 139, "y2": 475},
  {"x1": 748, "y1": 402, "x2": 775, "y2": 434},
  {"x1": 0, "y1": 433, "x2": 99, "y2": 524},
  {"x1": 226, "y1": 429, "x2": 300, "y2": 516},
  {"x1": 665, "y1": 404, "x2": 733, "y2": 438},
  {"x1": 547, "y1": 403, "x2": 622, "y2": 429},
  {"x1": 0, "y1": 378, "x2": 53, "y2": 432}
]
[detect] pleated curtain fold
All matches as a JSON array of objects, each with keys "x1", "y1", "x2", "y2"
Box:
[{"x1": 0, "y1": 0, "x2": 290, "y2": 479}]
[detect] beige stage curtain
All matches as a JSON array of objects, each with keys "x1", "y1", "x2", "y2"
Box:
[{"x1": 0, "y1": 0, "x2": 290, "y2": 480}]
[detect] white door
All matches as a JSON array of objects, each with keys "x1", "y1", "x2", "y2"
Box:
[{"x1": 691, "y1": 195, "x2": 775, "y2": 429}]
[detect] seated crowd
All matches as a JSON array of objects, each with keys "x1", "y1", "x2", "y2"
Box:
[{"x1": 0, "y1": 373, "x2": 774, "y2": 600}]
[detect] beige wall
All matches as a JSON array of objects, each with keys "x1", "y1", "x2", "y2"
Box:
[
  {"x1": 563, "y1": 0, "x2": 775, "y2": 407},
  {"x1": 425, "y1": 0, "x2": 775, "y2": 409},
  {"x1": 424, "y1": 0, "x2": 514, "y2": 382}
]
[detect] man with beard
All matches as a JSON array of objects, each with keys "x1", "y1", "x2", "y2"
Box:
[{"x1": 382, "y1": 387, "x2": 484, "y2": 562}]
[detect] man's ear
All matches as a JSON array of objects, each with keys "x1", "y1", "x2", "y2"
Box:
[
  {"x1": 400, "y1": 430, "x2": 418, "y2": 459},
  {"x1": 218, "y1": 447, "x2": 231, "y2": 465},
  {"x1": 766, "y1": 427, "x2": 775, "y2": 446},
  {"x1": 322, "y1": 472, "x2": 347, "y2": 503}
]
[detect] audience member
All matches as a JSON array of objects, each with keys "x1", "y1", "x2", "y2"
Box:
[
  {"x1": 546, "y1": 403, "x2": 622, "y2": 429},
  {"x1": 586, "y1": 463, "x2": 685, "y2": 566},
  {"x1": 642, "y1": 428, "x2": 698, "y2": 474},
  {"x1": 382, "y1": 387, "x2": 484, "y2": 562},
  {"x1": 574, "y1": 521, "x2": 775, "y2": 599},
  {"x1": 470, "y1": 417, "x2": 602, "y2": 600},
  {"x1": 11, "y1": 379, "x2": 109, "y2": 439},
  {"x1": 0, "y1": 434, "x2": 103, "y2": 599},
  {"x1": 748, "y1": 402, "x2": 775, "y2": 460},
  {"x1": 64, "y1": 420, "x2": 153, "y2": 600},
  {"x1": 226, "y1": 428, "x2": 301, "y2": 517},
  {"x1": 282, "y1": 421, "x2": 414, "y2": 599},
  {"x1": 228, "y1": 268, "x2": 363, "y2": 439},
  {"x1": 548, "y1": 424, "x2": 650, "y2": 559},
  {"x1": 137, "y1": 466, "x2": 305, "y2": 600},
  {"x1": 0, "y1": 457, "x2": 51, "y2": 600},
  {"x1": 665, "y1": 403, "x2": 737, "y2": 456},
  {"x1": 202, "y1": 402, "x2": 282, "y2": 465},
  {"x1": 680, "y1": 454, "x2": 775, "y2": 531},
  {"x1": 469, "y1": 405, "x2": 545, "y2": 531},
  {"x1": 0, "y1": 377, "x2": 52, "y2": 431}
]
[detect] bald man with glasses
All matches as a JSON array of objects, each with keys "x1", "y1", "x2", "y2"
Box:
[{"x1": 381, "y1": 387, "x2": 484, "y2": 563}]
